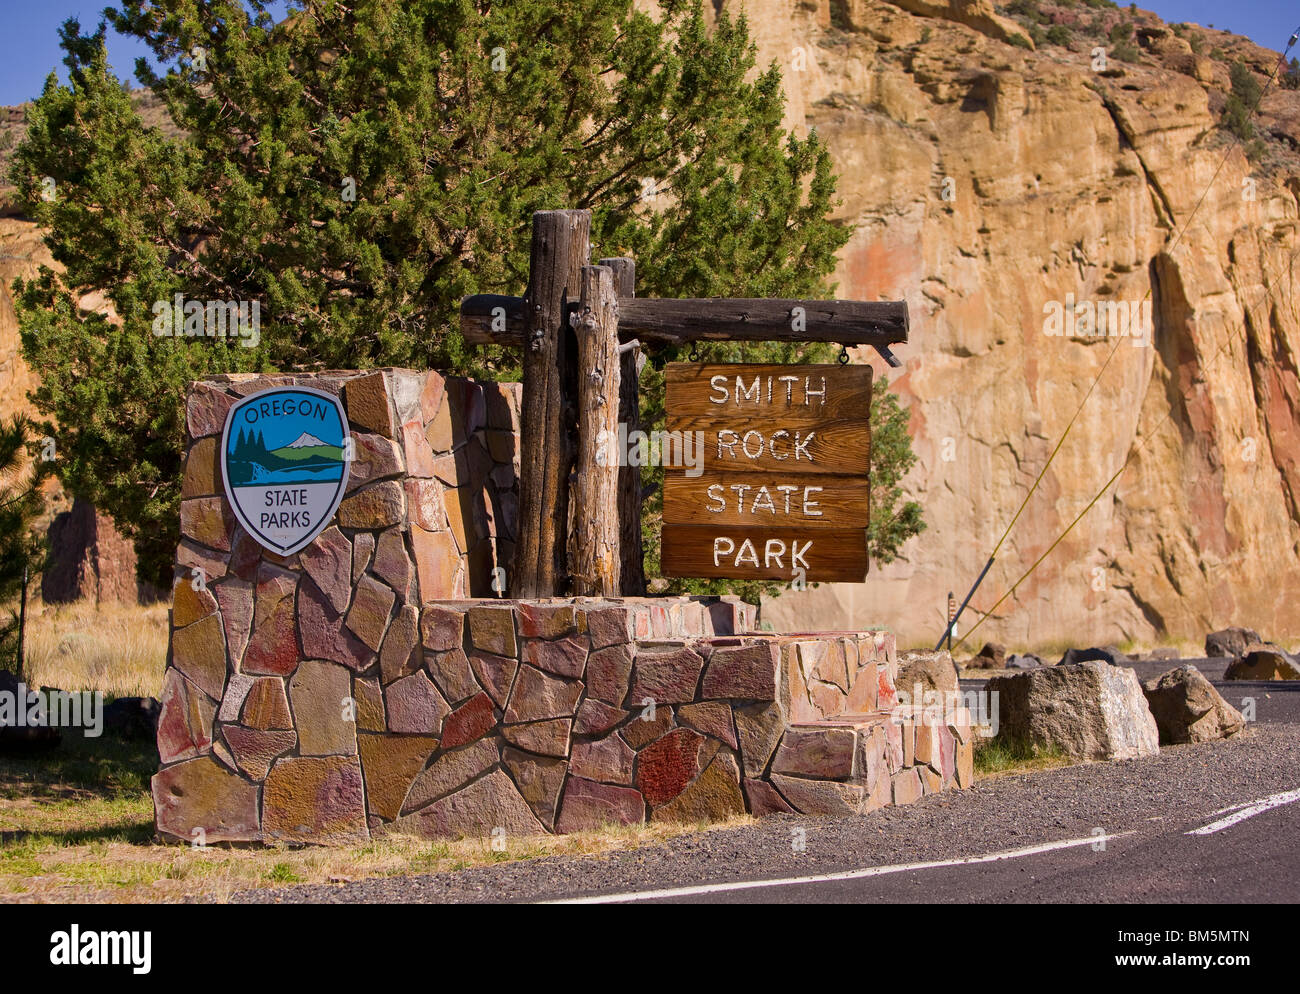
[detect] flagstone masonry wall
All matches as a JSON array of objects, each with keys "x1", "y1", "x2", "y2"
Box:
[
  {"x1": 177, "y1": 367, "x2": 520, "y2": 600},
  {"x1": 154, "y1": 371, "x2": 972, "y2": 844}
]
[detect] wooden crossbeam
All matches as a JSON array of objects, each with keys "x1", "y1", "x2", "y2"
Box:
[
  {"x1": 461, "y1": 294, "x2": 908, "y2": 355},
  {"x1": 472, "y1": 208, "x2": 912, "y2": 596}
]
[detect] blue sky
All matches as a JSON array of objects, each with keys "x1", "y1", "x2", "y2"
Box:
[
  {"x1": 0, "y1": 1, "x2": 290, "y2": 106},
  {"x1": 0, "y1": 1, "x2": 1298, "y2": 106},
  {"x1": 1143, "y1": 1, "x2": 1299, "y2": 54}
]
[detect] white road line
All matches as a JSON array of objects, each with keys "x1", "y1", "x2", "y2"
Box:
[
  {"x1": 1206, "y1": 800, "x2": 1258, "y2": 816},
  {"x1": 1186, "y1": 787, "x2": 1300, "y2": 836},
  {"x1": 540, "y1": 832, "x2": 1135, "y2": 905}
]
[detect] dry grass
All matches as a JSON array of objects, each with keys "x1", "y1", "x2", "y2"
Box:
[
  {"x1": 16, "y1": 599, "x2": 169, "y2": 698},
  {"x1": 3, "y1": 815, "x2": 756, "y2": 904}
]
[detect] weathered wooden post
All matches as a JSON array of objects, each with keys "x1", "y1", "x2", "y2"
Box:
[
  {"x1": 569, "y1": 265, "x2": 622, "y2": 595},
  {"x1": 514, "y1": 209, "x2": 590, "y2": 597},
  {"x1": 461, "y1": 211, "x2": 908, "y2": 595},
  {"x1": 599, "y1": 256, "x2": 645, "y2": 595}
]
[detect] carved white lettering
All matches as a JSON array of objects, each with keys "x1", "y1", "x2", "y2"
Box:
[
  {"x1": 709, "y1": 375, "x2": 728, "y2": 404},
  {"x1": 791, "y1": 540, "x2": 811, "y2": 569},
  {"x1": 764, "y1": 539, "x2": 785, "y2": 569},
  {"x1": 712, "y1": 536, "x2": 735, "y2": 566},
  {"x1": 714, "y1": 428, "x2": 816, "y2": 463},
  {"x1": 736, "y1": 539, "x2": 759, "y2": 567}
]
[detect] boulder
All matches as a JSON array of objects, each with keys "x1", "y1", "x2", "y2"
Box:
[
  {"x1": 1006, "y1": 653, "x2": 1044, "y2": 669},
  {"x1": 1224, "y1": 646, "x2": 1300, "y2": 681},
  {"x1": 986, "y1": 660, "x2": 1159, "y2": 761},
  {"x1": 1058, "y1": 645, "x2": 1129, "y2": 667},
  {"x1": 896, "y1": 648, "x2": 959, "y2": 698},
  {"x1": 103, "y1": 696, "x2": 161, "y2": 740},
  {"x1": 1205, "y1": 627, "x2": 1262, "y2": 659},
  {"x1": 0, "y1": 670, "x2": 62, "y2": 752},
  {"x1": 968, "y1": 642, "x2": 1005, "y2": 669},
  {"x1": 1141, "y1": 667, "x2": 1246, "y2": 744}
]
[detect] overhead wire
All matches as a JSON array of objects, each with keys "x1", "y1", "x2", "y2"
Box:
[{"x1": 937, "y1": 24, "x2": 1300, "y2": 651}]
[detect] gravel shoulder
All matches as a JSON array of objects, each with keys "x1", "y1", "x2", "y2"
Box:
[{"x1": 234, "y1": 722, "x2": 1300, "y2": 904}]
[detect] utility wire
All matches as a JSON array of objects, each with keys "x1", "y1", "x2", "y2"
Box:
[
  {"x1": 937, "y1": 24, "x2": 1300, "y2": 651},
  {"x1": 956, "y1": 234, "x2": 1300, "y2": 651}
]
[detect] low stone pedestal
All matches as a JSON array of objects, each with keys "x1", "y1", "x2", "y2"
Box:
[
  {"x1": 156, "y1": 372, "x2": 970, "y2": 844},
  {"x1": 154, "y1": 598, "x2": 971, "y2": 844}
]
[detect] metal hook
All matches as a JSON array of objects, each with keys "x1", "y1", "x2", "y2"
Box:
[
  {"x1": 838, "y1": 345, "x2": 850, "y2": 365},
  {"x1": 689, "y1": 344, "x2": 700, "y2": 362}
]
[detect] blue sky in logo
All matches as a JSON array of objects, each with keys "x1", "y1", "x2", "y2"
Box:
[
  {"x1": 224, "y1": 390, "x2": 347, "y2": 487},
  {"x1": 229, "y1": 390, "x2": 345, "y2": 453}
]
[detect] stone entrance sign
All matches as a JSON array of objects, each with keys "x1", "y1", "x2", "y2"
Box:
[
  {"x1": 220, "y1": 387, "x2": 351, "y2": 556},
  {"x1": 661, "y1": 363, "x2": 872, "y2": 582},
  {"x1": 154, "y1": 210, "x2": 951, "y2": 848}
]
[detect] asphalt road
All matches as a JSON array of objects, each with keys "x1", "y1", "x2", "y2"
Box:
[
  {"x1": 237, "y1": 714, "x2": 1300, "y2": 905},
  {"x1": 619, "y1": 794, "x2": 1300, "y2": 904}
]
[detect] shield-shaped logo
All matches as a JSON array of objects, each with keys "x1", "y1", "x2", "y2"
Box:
[{"x1": 220, "y1": 386, "x2": 351, "y2": 555}]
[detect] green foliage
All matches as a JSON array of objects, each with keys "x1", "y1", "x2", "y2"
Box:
[
  {"x1": 1281, "y1": 58, "x2": 1300, "y2": 91},
  {"x1": 1082, "y1": 13, "x2": 1108, "y2": 38},
  {"x1": 1046, "y1": 24, "x2": 1072, "y2": 47},
  {"x1": 865, "y1": 376, "x2": 925, "y2": 566},
  {"x1": 1008, "y1": 33, "x2": 1034, "y2": 51},
  {"x1": 1111, "y1": 40, "x2": 1141, "y2": 63},
  {"x1": 1108, "y1": 21, "x2": 1133, "y2": 43},
  {"x1": 1005, "y1": 0, "x2": 1045, "y2": 24},
  {"x1": 0, "y1": 417, "x2": 51, "y2": 673},
  {"x1": 267, "y1": 862, "x2": 304, "y2": 884},
  {"x1": 14, "y1": 0, "x2": 855, "y2": 589},
  {"x1": 1223, "y1": 60, "x2": 1262, "y2": 140}
]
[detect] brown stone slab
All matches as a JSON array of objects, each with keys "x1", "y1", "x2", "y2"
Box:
[
  {"x1": 661, "y1": 524, "x2": 868, "y2": 582},
  {"x1": 663, "y1": 472, "x2": 868, "y2": 527}
]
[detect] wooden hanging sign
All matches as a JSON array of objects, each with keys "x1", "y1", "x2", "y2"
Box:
[{"x1": 661, "y1": 363, "x2": 872, "y2": 582}]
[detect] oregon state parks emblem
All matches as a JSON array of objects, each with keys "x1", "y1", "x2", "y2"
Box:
[{"x1": 220, "y1": 387, "x2": 351, "y2": 555}]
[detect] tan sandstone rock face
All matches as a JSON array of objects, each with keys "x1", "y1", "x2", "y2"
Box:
[
  {"x1": 741, "y1": 1, "x2": 1300, "y2": 650},
  {"x1": 0, "y1": 215, "x2": 48, "y2": 425}
]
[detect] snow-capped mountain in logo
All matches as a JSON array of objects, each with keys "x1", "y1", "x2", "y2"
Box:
[{"x1": 285, "y1": 432, "x2": 327, "y2": 448}]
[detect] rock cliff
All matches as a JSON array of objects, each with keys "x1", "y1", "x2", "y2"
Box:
[{"x1": 746, "y1": 2, "x2": 1300, "y2": 650}]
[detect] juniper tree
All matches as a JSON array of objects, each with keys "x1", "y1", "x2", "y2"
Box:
[
  {"x1": 1224, "y1": 60, "x2": 1262, "y2": 139},
  {"x1": 12, "y1": 0, "x2": 924, "y2": 590},
  {"x1": 0, "y1": 417, "x2": 51, "y2": 673}
]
